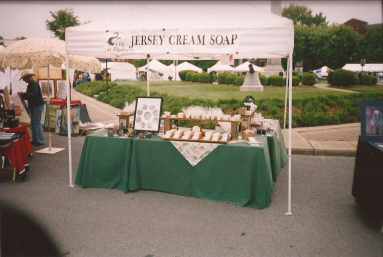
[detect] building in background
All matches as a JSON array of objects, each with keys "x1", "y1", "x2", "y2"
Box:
[{"x1": 344, "y1": 18, "x2": 368, "y2": 34}]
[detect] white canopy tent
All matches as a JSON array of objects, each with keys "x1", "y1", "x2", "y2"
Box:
[
  {"x1": 65, "y1": 3, "x2": 294, "y2": 214},
  {"x1": 167, "y1": 62, "x2": 203, "y2": 81},
  {"x1": 177, "y1": 62, "x2": 202, "y2": 73},
  {"x1": 138, "y1": 59, "x2": 172, "y2": 82},
  {"x1": 167, "y1": 63, "x2": 179, "y2": 81},
  {"x1": 207, "y1": 61, "x2": 235, "y2": 73},
  {"x1": 234, "y1": 61, "x2": 264, "y2": 73},
  {"x1": 102, "y1": 61, "x2": 137, "y2": 81}
]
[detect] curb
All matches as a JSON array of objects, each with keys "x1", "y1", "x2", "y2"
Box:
[{"x1": 292, "y1": 148, "x2": 356, "y2": 157}]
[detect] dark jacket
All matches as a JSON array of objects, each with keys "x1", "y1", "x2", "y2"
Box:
[{"x1": 25, "y1": 80, "x2": 45, "y2": 109}]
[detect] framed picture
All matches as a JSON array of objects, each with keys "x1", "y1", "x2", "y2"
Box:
[
  {"x1": 361, "y1": 101, "x2": 383, "y2": 139},
  {"x1": 39, "y1": 80, "x2": 54, "y2": 98},
  {"x1": 133, "y1": 97, "x2": 163, "y2": 133}
]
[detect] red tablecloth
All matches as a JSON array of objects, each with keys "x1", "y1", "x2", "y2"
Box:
[
  {"x1": 50, "y1": 98, "x2": 81, "y2": 107},
  {"x1": 0, "y1": 124, "x2": 32, "y2": 174}
]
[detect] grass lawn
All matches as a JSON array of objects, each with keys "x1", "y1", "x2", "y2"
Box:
[
  {"x1": 340, "y1": 85, "x2": 383, "y2": 93},
  {"x1": 116, "y1": 80, "x2": 352, "y2": 100}
]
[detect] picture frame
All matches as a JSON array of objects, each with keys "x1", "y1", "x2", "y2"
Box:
[
  {"x1": 360, "y1": 101, "x2": 383, "y2": 139},
  {"x1": 133, "y1": 97, "x2": 163, "y2": 133}
]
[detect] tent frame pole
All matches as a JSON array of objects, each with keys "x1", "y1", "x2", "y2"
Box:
[
  {"x1": 283, "y1": 65, "x2": 289, "y2": 129},
  {"x1": 65, "y1": 54, "x2": 74, "y2": 188},
  {"x1": 47, "y1": 64, "x2": 52, "y2": 151},
  {"x1": 286, "y1": 52, "x2": 293, "y2": 216},
  {"x1": 146, "y1": 55, "x2": 150, "y2": 96}
]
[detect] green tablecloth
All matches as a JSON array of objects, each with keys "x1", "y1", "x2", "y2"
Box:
[{"x1": 76, "y1": 134, "x2": 287, "y2": 209}]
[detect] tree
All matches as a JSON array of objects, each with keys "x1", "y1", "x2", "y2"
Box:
[
  {"x1": 282, "y1": 5, "x2": 328, "y2": 27},
  {"x1": 293, "y1": 25, "x2": 361, "y2": 71},
  {"x1": 46, "y1": 9, "x2": 80, "y2": 40},
  {"x1": 359, "y1": 26, "x2": 383, "y2": 63}
]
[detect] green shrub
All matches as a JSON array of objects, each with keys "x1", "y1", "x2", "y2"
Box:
[
  {"x1": 328, "y1": 69, "x2": 358, "y2": 86},
  {"x1": 179, "y1": 71, "x2": 188, "y2": 81},
  {"x1": 76, "y1": 81, "x2": 115, "y2": 96},
  {"x1": 268, "y1": 75, "x2": 285, "y2": 86},
  {"x1": 234, "y1": 75, "x2": 245, "y2": 86},
  {"x1": 77, "y1": 81, "x2": 383, "y2": 128},
  {"x1": 260, "y1": 75, "x2": 269, "y2": 86},
  {"x1": 292, "y1": 76, "x2": 301, "y2": 86},
  {"x1": 197, "y1": 72, "x2": 211, "y2": 83},
  {"x1": 184, "y1": 71, "x2": 196, "y2": 81},
  {"x1": 209, "y1": 72, "x2": 217, "y2": 83},
  {"x1": 217, "y1": 72, "x2": 239, "y2": 85},
  {"x1": 302, "y1": 72, "x2": 316, "y2": 86},
  {"x1": 359, "y1": 73, "x2": 377, "y2": 85}
]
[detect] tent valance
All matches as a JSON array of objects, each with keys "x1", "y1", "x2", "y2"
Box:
[{"x1": 65, "y1": 4, "x2": 294, "y2": 60}]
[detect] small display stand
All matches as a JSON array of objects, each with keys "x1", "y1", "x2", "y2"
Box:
[
  {"x1": 161, "y1": 116, "x2": 241, "y2": 143},
  {"x1": 117, "y1": 111, "x2": 134, "y2": 129}
]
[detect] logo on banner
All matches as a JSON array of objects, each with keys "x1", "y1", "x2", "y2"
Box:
[{"x1": 106, "y1": 31, "x2": 239, "y2": 54}]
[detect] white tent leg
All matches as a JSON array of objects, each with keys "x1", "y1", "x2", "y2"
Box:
[
  {"x1": 48, "y1": 65, "x2": 52, "y2": 151},
  {"x1": 283, "y1": 67, "x2": 289, "y2": 129},
  {"x1": 285, "y1": 52, "x2": 293, "y2": 216},
  {"x1": 65, "y1": 55, "x2": 74, "y2": 188},
  {"x1": 146, "y1": 71, "x2": 150, "y2": 96}
]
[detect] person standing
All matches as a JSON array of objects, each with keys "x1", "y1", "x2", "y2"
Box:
[{"x1": 20, "y1": 70, "x2": 45, "y2": 146}]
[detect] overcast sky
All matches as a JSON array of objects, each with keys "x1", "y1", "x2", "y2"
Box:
[{"x1": 0, "y1": 1, "x2": 381, "y2": 39}]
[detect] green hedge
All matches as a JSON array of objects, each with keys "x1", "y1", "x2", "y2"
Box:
[
  {"x1": 328, "y1": 69, "x2": 358, "y2": 86},
  {"x1": 302, "y1": 72, "x2": 316, "y2": 86},
  {"x1": 180, "y1": 71, "x2": 244, "y2": 85},
  {"x1": 77, "y1": 82, "x2": 383, "y2": 127},
  {"x1": 260, "y1": 75, "x2": 269, "y2": 85},
  {"x1": 359, "y1": 73, "x2": 377, "y2": 85},
  {"x1": 268, "y1": 75, "x2": 285, "y2": 86}
]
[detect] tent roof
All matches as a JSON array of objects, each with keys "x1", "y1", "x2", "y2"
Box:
[
  {"x1": 65, "y1": 3, "x2": 294, "y2": 59},
  {"x1": 176, "y1": 62, "x2": 202, "y2": 72},
  {"x1": 234, "y1": 61, "x2": 264, "y2": 72},
  {"x1": 102, "y1": 61, "x2": 136, "y2": 70},
  {"x1": 207, "y1": 61, "x2": 234, "y2": 73},
  {"x1": 67, "y1": 4, "x2": 291, "y2": 31},
  {"x1": 343, "y1": 63, "x2": 383, "y2": 72},
  {"x1": 138, "y1": 59, "x2": 169, "y2": 72}
]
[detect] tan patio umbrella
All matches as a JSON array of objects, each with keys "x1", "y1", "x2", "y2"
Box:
[
  {"x1": 69, "y1": 55, "x2": 101, "y2": 73},
  {"x1": 0, "y1": 38, "x2": 68, "y2": 156},
  {"x1": 0, "y1": 38, "x2": 101, "y2": 187}
]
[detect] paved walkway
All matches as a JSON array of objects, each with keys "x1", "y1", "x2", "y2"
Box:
[
  {"x1": 71, "y1": 89, "x2": 120, "y2": 124},
  {"x1": 73, "y1": 89, "x2": 359, "y2": 156},
  {"x1": 314, "y1": 83, "x2": 358, "y2": 94},
  {"x1": 282, "y1": 123, "x2": 359, "y2": 156},
  {"x1": 0, "y1": 134, "x2": 381, "y2": 257}
]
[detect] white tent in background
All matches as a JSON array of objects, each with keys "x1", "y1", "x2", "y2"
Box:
[
  {"x1": 177, "y1": 62, "x2": 203, "y2": 73},
  {"x1": 167, "y1": 63, "x2": 179, "y2": 80},
  {"x1": 343, "y1": 63, "x2": 383, "y2": 73},
  {"x1": 167, "y1": 62, "x2": 203, "y2": 81},
  {"x1": 235, "y1": 61, "x2": 264, "y2": 73},
  {"x1": 313, "y1": 66, "x2": 330, "y2": 78},
  {"x1": 138, "y1": 59, "x2": 171, "y2": 80},
  {"x1": 65, "y1": 3, "x2": 295, "y2": 215},
  {"x1": 207, "y1": 61, "x2": 235, "y2": 73},
  {"x1": 102, "y1": 61, "x2": 137, "y2": 81}
]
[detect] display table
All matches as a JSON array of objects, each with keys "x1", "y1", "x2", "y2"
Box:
[
  {"x1": 352, "y1": 137, "x2": 383, "y2": 222},
  {"x1": 0, "y1": 124, "x2": 32, "y2": 176},
  {"x1": 76, "y1": 134, "x2": 287, "y2": 209}
]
